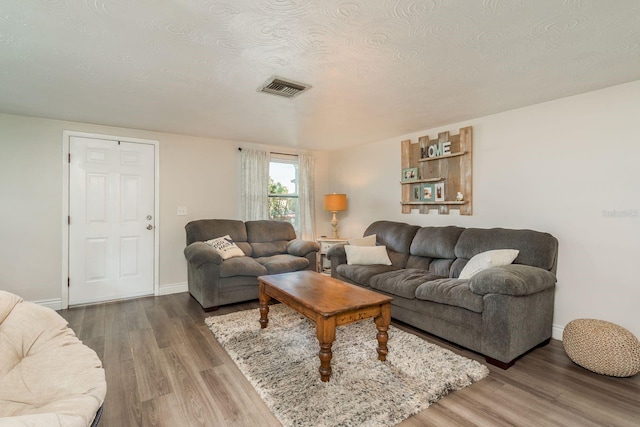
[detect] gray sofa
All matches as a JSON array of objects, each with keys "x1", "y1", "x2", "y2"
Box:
[
  {"x1": 327, "y1": 220, "x2": 558, "y2": 368},
  {"x1": 184, "y1": 219, "x2": 319, "y2": 311}
]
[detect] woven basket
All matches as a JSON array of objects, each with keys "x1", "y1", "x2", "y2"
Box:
[{"x1": 563, "y1": 319, "x2": 640, "y2": 377}]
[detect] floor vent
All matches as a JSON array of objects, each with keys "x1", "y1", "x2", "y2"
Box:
[{"x1": 258, "y1": 77, "x2": 311, "y2": 99}]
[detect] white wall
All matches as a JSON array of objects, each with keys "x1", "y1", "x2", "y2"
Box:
[
  {"x1": 0, "y1": 113, "x2": 329, "y2": 306},
  {"x1": 330, "y1": 80, "x2": 640, "y2": 339},
  {"x1": 2, "y1": 80, "x2": 637, "y2": 339}
]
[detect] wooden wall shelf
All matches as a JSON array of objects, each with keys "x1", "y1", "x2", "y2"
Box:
[
  {"x1": 401, "y1": 126, "x2": 472, "y2": 215},
  {"x1": 418, "y1": 151, "x2": 467, "y2": 162},
  {"x1": 401, "y1": 201, "x2": 466, "y2": 206},
  {"x1": 399, "y1": 177, "x2": 443, "y2": 184}
]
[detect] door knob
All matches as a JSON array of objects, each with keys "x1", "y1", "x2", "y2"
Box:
[{"x1": 146, "y1": 224, "x2": 153, "y2": 230}]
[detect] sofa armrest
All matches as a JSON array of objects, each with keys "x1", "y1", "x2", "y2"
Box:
[
  {"x1": 326, "y1": 243, "x2": 347, "y2": 264},
  {"x1": 469, "y1": 264, "x2": 556, "y2": 296},
  {"x1": 184, "y1": 242, "x2": 223, "y2": 268},
  {"x1": 286, "y1": 239, "x2": 320, "y2": 257}
]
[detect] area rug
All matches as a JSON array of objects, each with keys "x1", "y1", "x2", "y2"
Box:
[{"x1": 205, "y1": 304, "x2": 489, "y2": 427}]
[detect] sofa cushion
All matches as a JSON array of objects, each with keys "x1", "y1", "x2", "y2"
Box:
[
  {"x1": 415, "y1": 279, "x2": 484, "y2": 313},
  {"x1": 247, "y1": 220, "x2": 296, "y2": 242},
  {"x1": 205, "y1": 235, "x2": 246, "y2": 260},
  {"x1": 348, "y1": 234, "x2": 376, "y2": 246},
  {"x1": 370, "y1": 269, "x2": 444, "y2": 299},
  {"x1": 405, "y1": 226, "x2": 463, "y2": 277},
  {"x1": 247, "y1": 220, "x2": 297, "y2": 257},
  {"x1": 454, "y1": 228, "x2": 558, "y2": 271},
  {"x1": 404, "y1": 255, "x2": 432, "y2": 271},
  {"x1": 431, "y1": 259, "x2": 456, "y2": 278},
  {"x1": 256, "y1": 254, "x2": 309, "y2": 275},
  {"x1": 250, "y1": 241, "x2": 289, "y2": 258},
  {"x1": 345, "y1": 245, "x2": 392, "y2": 266},
  {"x1": 185, "y1": 219, "x2": 244, "y2": 243},
  {"x1": 409, "y1": 226, "x2": 464, "y2": 259},
  {"x1": 186, "y1": 219, "x2": 247, "y2": 244},
  {"x1": 336, "y1": 264, "x2": 398, "y2": 287},
  {"x1": 363, "y1": 221, "x2": 420, "y2": 268},
  {"x1": 404, "y1": 257, "x2": 457, "y2": 278},
  {"x1": 458, "y1": 249, "x2": 519, "y2": 279},
  {"x1": 287, "y1": 239, "x2": 320, "y2": 257},
  {"x1": 219, "y1": 256, "x2": 268, "y2": 278},
  {"x1": 233, "y1": 241, "x2": 252, "y2": 256}
]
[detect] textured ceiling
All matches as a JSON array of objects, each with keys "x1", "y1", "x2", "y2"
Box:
[{"x1": 1, "y1": 1, "x2": 639, "y2": 151}]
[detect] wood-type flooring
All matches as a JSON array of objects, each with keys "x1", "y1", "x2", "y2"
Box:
[{"x1": 57, "y1": 293, "x2": 640, "y2": 426}]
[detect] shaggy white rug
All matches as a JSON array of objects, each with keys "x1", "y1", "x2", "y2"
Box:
[{"x1": 205, "y1": 304, "x2": 489, "y2": 427}]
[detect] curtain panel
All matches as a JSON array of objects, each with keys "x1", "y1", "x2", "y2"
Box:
[
  {"x1": 297, "y1": 154, "x2": 316, "y2": 240},
  {"x1": 240, "y1": 149, "x2": 269, "y2": 221}
]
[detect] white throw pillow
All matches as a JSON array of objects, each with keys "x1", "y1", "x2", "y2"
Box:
[
  {"x1": 348, "y1": 234, "x2": 376, "y2": 246},
  {"x1": 458, "y1": 249, "x2": 519, "y2": 280},
  {"x1": 205, "y1": 235, "x2": 245, "y2": 260},
  {"x1": 345, "y1": 245, "x2": 392, "y2": 266}
]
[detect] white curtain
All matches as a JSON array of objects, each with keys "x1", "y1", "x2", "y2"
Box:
[
  {"x1": 297, "y1": 154, "x2": 316, "y2": 240},
  {"x1": 240, "y1": 149, "x2": 269, "y2": 221}
]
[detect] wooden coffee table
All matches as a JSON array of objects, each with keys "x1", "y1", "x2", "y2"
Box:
[{"x1": 258, "y1": 270, "x2": 393, "y2": 382}]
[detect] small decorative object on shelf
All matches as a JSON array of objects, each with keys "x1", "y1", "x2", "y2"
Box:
[
  {"x1": 411, "y1": 183, "x2": 421, "y2": 201},
  {"x1": 421, "y1": 183, "x2": 435, "y2": 202},
  {"x1": 434, "y1": 182, "x2": 445, "y2": 202},
  {"x1": 401, "y1": 167, "x2": 419, "y2": 182},
  {"x1": 456, "y1": 192, "x2": 464, "y2": 202}
]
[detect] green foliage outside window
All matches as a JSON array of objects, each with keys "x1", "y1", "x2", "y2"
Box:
[{"x1": 269, "y1": 178, "x2": 297, "y2": 225}]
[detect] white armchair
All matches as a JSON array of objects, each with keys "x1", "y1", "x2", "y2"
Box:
[{"x1": 0, "y1": 291, "x2": 106, "y2": 426}]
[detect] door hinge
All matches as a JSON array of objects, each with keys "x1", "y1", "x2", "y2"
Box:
[
  {"x1": 67, "y1": 277, "x2": 70, "y2": 287},
  {"x1": 68, "y1": 216, "x2": 70, "y2": 225},
  {"x1": 68, "y1": 153, "x2": 71, "y2": 163}
]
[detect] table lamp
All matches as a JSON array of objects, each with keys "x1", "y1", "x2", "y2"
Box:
[{"x1": 323, "y1": 193, "x2": 347, "y2": 238}]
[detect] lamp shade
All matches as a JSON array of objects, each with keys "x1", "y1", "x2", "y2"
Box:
[{"x1": 323, "y1": 193, "x2": 347, "y2": 212}]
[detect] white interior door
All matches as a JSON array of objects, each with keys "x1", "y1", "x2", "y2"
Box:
[{"x1": 69, "y1": 136, "x2": 155, "y2": 305}]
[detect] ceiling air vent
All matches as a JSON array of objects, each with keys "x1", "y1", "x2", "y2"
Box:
[{"x1": 258, "y1": 76, "x2": 311, "y2": 99}]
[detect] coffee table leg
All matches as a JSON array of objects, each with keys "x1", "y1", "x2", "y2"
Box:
[
  {"x1": 258, "y1": 281, "x2": 270, "y2": 329},
  {"x1": 316, "y1": 316, "x2": 336, "y2": 382},
  {"x1": 374, "y1": 303, "x2": 391, "y2": 361}
]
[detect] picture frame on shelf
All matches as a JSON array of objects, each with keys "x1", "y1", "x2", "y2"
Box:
[
  {"x1": 401, "y1": 167, "x2": 418, "y2": 182},
  {"x1": 420, "y1": 183, "x2": 435, "y2": 202},
  {"x1": 411, "y1": 183, "x2": 421, "y2": 201},
  {"x1": 434, "y1": 182, "x2": 445, "y2": 202}
]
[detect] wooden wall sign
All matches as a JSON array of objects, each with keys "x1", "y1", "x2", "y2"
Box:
[{"x1": 400, "y1": 126, "x2": 472, "y2": 215}]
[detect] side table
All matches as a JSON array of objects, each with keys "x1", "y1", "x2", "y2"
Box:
[{"x1": 316, "y1": 237, "x2": 349, "y2": 273}]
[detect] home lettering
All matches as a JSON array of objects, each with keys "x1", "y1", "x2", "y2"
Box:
[{"x1": 427, "y1": 141, "x2": 451, "y2": 158}]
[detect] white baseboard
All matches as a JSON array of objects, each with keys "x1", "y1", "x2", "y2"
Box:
[
  {"x1": 32, "y1": 283, "x2": 187, "y2": 310},
  {"x1": 158, "y1": 282, "x2": 188, "y2": 296},
  {"x1": 552, "y1": 324, "x2": 564, "y2": 341},
  {"x1": 35, "y1": 298, "x2": 63, "y2": 311}
]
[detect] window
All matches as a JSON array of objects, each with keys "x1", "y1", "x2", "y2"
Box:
[{"x1": 268, "y1": 154, "x2": 299, "y2": 229}]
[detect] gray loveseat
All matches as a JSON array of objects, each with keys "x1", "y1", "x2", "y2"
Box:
[
  {"x1": 184, "y1": 219, "x2": 319, "y2": 311},
  {"x1": 328, "y1": 220, "x2": 558, "y2": 368}
]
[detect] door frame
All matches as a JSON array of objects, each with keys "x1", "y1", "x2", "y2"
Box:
[{"x1": 61, "y1": 130, "x2": 160, "y2": 309}]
